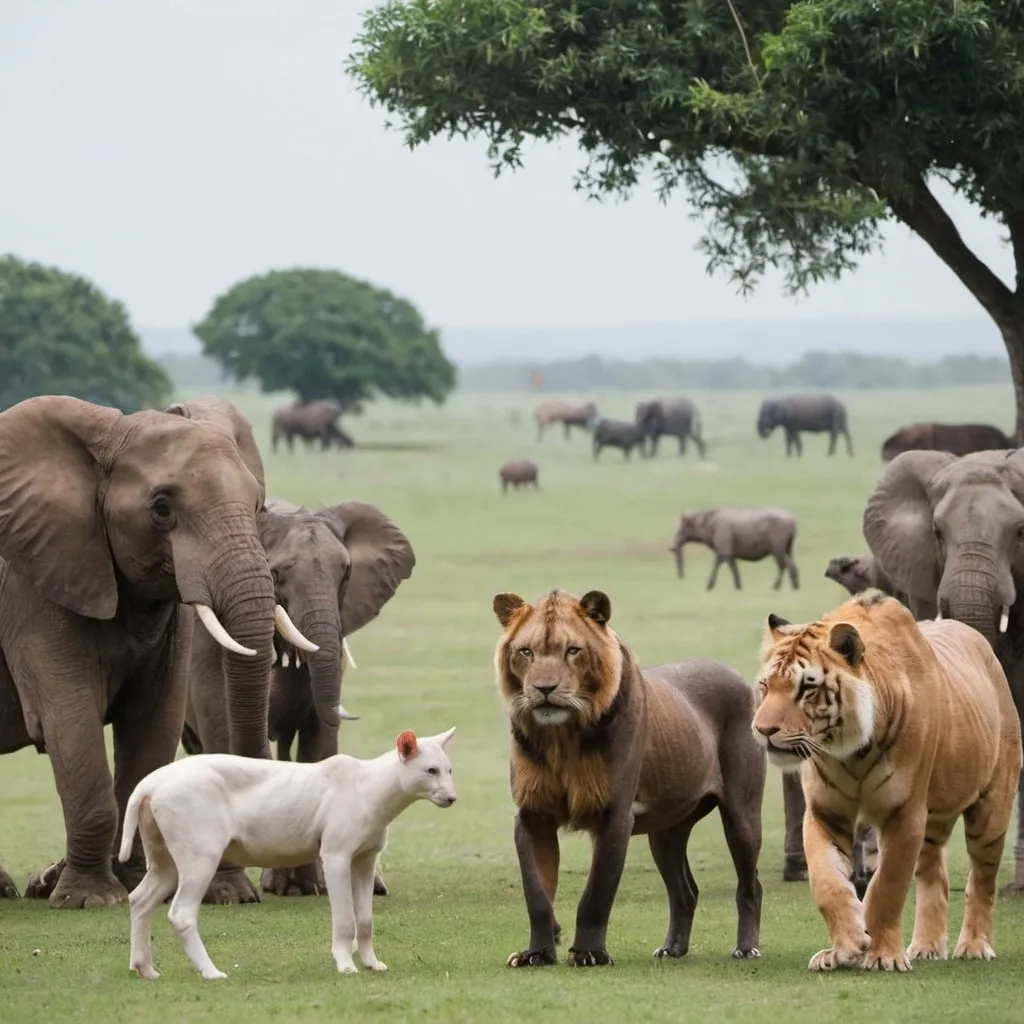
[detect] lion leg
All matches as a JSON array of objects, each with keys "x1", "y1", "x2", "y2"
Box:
[
  {"x1": 533, "y1": 817, "x2": 562, "y2": 945},
  {"x1": 804, "y1": 807, "x2": 869, "y2": 973},
  {"x1": 648, "y1": 822, "x2": 697, "y2": 958},
  {"x1": 861, "y1": 804, "x2": 927, "y2": 972},
  {"x1": 906, "y1": 819, "x2": 955, "y2": 961},
  {"x1": 507, "y1": 811, "x2": 560, "y2": 968},
  {"x1": 954, "y1": 779, "x2": 1015, "y2": 960},
  {"x1": 719, "y1": 802, "x2": 763, "y2": 958}
]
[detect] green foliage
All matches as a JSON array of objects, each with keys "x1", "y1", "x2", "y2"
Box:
[
  {"x1": 461, "y1": 350, "x2": 1011, "y2": 392},
  {"x1": 0, "y1": 255, "x2": 172, "y2": 412},
  {"x1": 347, "y1": 1, "x2": 1024, "y2": 303},
  {"x1": 194, "y1": 268, "x2": 457, "y2": 412}
]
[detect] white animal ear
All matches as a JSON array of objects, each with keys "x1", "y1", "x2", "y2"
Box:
[{"x1": 396, "y1": 730, "x2": 418, "y2": 760}]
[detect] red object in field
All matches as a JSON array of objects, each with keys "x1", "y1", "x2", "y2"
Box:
[{"x1": 531, "y1": 371, "x2": 543, "y2": 390}]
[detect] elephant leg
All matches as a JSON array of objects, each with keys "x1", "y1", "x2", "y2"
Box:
[
  {"x1": 707, "y1": 555, "x2": 723, "y2": 590},
  {"x1": 844, "y1": 428, "x2": 854, "y2": 456},
  {"x1": 678, "y1": 436, "x2": 687, "y2": 456},
  {"x1": 787, "y1": 554, "x2": 800, "y2": 590},
  {"x1": 772, "y1": 556, "x2": 785, "y2": 590},
  {"x1": 828, "y1": 430, "x2": 838, "y2": 456},
  {"x1": 781, "y1": 773, "x2": 807, "y2": 881},
  {"x1": 1000, "y1": 771, "x2": 1024, "y2": 894},
  {"x1": 693, "y1": 432, "x2": 707, "y2": 460},
  {"x1": 728, "y1": 558, "x2": 742, "y2": 590}
]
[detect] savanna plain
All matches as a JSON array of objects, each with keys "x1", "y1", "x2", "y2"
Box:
[{"x1": 2, "y1": 384, "x2": 1022, "y2": 1024}]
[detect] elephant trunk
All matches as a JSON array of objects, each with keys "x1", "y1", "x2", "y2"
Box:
[
  {"x1": 940, "y1": 553, "x2": 1015, "y2": 645},
  {"x1": 295, "y1": 598, "x2": 351, "y2": 729}
]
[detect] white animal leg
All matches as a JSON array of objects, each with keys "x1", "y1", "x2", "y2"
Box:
[
  {"x1": 352, "y1": 851, "x2": 386, "y2": 971},
  {"x1": 128, "y1": 862, "x2": 178, "y2": 980},
  {"x1": 166, "y1": 856, "x2": 227, "y2": 980},
  {"x1": 322, "y1": 853, "x2": 358, "y2": 973}
]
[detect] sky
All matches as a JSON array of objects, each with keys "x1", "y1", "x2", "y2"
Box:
[{"x1": 0, "y1": 0, "x2": 1015, "y2": 340}]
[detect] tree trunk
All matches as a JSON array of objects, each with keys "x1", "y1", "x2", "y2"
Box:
[{"x1": 1003, "y1": 321, "x2": 1024, "y2": 446}]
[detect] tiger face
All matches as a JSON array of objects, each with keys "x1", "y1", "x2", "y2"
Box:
[{"x1": 752, "y1": 614, "x2": 876, "y2": 770}]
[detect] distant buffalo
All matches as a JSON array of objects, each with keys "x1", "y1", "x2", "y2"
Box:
[
  {"x1": 592, "y1": 418, "x2": 644, "y2": 461},
  {"x1": 499, "y1": 459, "x2": 539, "y2": 493},
  {"x1": 635, "y1": 396, "x2": 706, "y2": 458},
  {"x1": 824, "y1": 554, "x2": 898, "y2": 597},
  {"x1": 534, "y1": 399, "x2": 598, "y2": 441},
  {"x1": 756, "y1": 394, "x2": 852, "y2": 457},
  {"x1": 880, "y1": 422, "x2": 1014, "y2": 461}
]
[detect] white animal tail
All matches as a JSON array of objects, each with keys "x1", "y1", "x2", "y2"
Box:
[{"x1": 118, "y1": 787, "x2": 145, "y2": 862}]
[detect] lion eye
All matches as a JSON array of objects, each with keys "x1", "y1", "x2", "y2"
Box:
[
  {"x1": 566, "y1": 646, "x2": 581, "y2": 657},
  {"x1": 518, "y1": 647, "x2": 533, "y2": 659}
]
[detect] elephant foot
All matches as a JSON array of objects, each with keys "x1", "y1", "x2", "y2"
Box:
[
  {"x1": 26, "y1": 860, "x2": 129, "y2": 908},
  {"x1": 261, "y1": 863, "x2": 324, "y2": 897},
  {"x1": 203, "y1": 867, "x2": 261, "y2": 905},
  {"x1": 0, "y1": 864, "x2": 21, "y2": 899}
]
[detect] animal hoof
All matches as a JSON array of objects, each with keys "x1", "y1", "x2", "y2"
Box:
[
  {"x1": 261, "y1": 865, "x2": 323, "y2": 897},
  {"x1": 907, "y1": 941, "x2": 947, "y2": 961},
  {"x1": 0, "y1": 867, "x2": 21, "y2": 899},
  {"x1": 131, "y1": 964, "x2": 160, "y2": 981},
  {"x1": 202, "y1": 970, "x2": 228, "y2": 980},
  {"x1": 567, "y1": 947, "x2": 614, "y2": 967},
  {"x1": 733, "y1": 947, "x2": 761, "y2": 959},
  {"x1": 41, "y1": 865, "x2": 128, "y2": 909},
  {"x1": 653, "y1": 944, "x2": 687, "y2": 959},
  {"x1": 205, "y1": 869, "x2": 262, "y2": 905},
  {"x1": 953, "y1": 938, "x2": 996, "y2": 961},
  {"x1": 337, "y1": 963, "x2": 359, "y2": 975},
  {"x1": 506, "y1": 948, "x2": 556, "y2": 968},
  {"x1": 369, "y1": 961, "x2": 389, "y2": 972}
]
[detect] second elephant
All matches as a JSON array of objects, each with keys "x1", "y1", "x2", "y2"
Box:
[{"x1": 183, "y1": 497, "x2": 416, "y2": 903}]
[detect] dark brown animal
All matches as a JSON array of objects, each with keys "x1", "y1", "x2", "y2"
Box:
[
  {"x1": 671, "y1": 507, "x2": 798, "y2": 590},
  {"x1": 534, "y1": 399, "x2": 598, "y2": 441},
  {"x1": 271, "y1": 401, "x2": 354, "y2": 453},
  {"x1": 824, "y1": 554, "x2": 898, "y2": 597},
  {"x1": 757, "y1": 394, "x2": 852, "y2": 457},
  {"x1": 880, "y1": 422, "x2": 1013, "y2": 462},
  {"x1": 493, "y1": 588, "x2": 764, "y2": 968},
  {"x1": 499, "y1": 459, "x2": 539, "y2": 492}
]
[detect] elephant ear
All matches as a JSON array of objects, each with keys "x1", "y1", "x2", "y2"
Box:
[
  {"x1": 319, "y1": 501, "x2": 416, "y2": 636},
  {"x1": 0, "y1": 396, "x2": 121, "y2": 619},
  {"x1": 863, "y1": 449, "x2": 957, "y2": 602},
  {"x1": 165, "y1": 396, "x2": 266, "y2": 503}
]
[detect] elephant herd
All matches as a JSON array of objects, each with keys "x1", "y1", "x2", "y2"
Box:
[{"x1": 0, "y1": 395, "x2": 415, "y2": 908}]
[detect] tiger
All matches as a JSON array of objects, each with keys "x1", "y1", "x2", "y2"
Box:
[{"x1": 752, "y1": 591, "x2": 1021, "y2": 973}]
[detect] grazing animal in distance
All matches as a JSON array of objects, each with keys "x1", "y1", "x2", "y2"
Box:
[
  {"x1": 825, "y1": 554, "x2": 899, "y2": 597},
  {"x1": 499, "y1": 459, "x2": 539, "y2": 493},
  {"x1": 119, "y1": 728, "x2": 458, "y2": 980},
  {"x1": 592, "y1": 417, "x2": 644, "y2": 460},
  {"x1": 493, "y1": 587, "x2": 764, "y2": 969},
  {"x1": 756, "y1": 394, "x2": 852, "y2": 457},
  {"x1": 635, "y1": 397, "x2": 706, "y2": 459},
  {"x1": 671, "y1": 507, "x2": 798, "y2": 591},
  {"x1": 880, "y1": 422, "x2": 1014, "y2": 462},
  {"x1": 753, "y1": 593, "x2": 1021, "y2": 973},
  {"x1": 271, "y1": 400, "x2": 354, "y2": 453},
  {"x1": 534, "y1": 399, "x2": 598, "y2": 441}
]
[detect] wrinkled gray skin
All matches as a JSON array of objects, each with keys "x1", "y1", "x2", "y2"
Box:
[
  {"x1": 881, "y1": 421, "x2": 1013, "y2": 462},
  {"x1": 864, "y1": 447, "x2": 1024, "y2": 892},
  {"x1": 0, "y1": 396, "x2": 277, "y2": 908},
  {"x1": 592, "y1": 418, "x2": 644, "y2": 461},
  {"x1": 671, "y1": 508, "x2": 799, "y2": 591},
  {"x1": 183, "y1": 497, "x2": 415, "y2": 903},
  {"x1": 535, "y1": 399, "x2": 599, "y2": 441},
  {"x1": 271, "y1": 400, "x2": 354, "y2": 453},
  {"x1": 500, "y1": 459, "x2": 539, "y2": 492},
  {"x1": 635, "y1": 397, "x2": 706, "y2": 459},
  {"x1": 824, "y1": 554, "x2": 900, "y2": 598},
  {"x1": 756, "y1": 394, "x2": 852, "y2": 457}
]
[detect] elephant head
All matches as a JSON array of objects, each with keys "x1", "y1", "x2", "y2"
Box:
[
  {"x1": 259, "y1": 500, "x2": 416, "y2": 727},
  {"x1": 757, "y1": 399, "x2": 780, "y2": 439},
  {"x1": 863, "y1": 448, "x2": 1024, "y2": 647},
  {"x1": 635, "y1": 400, "x2": 660, "y2": 453},
  {"x1": 0, "y1": 395, "x2": 310, "y2": 757},
  {"x1": 669, "y1": 511, "x2": 710, "y2": 579}
]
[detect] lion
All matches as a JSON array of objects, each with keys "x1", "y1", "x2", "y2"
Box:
[
  {"x1": 492, "y1": 587, "x2": 765, "y2": 968},
  {"x1": 752, "y1": 591, "x2": 1022, "y2": 973}
]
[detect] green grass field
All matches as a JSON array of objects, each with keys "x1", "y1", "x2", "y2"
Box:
[{"x1": 2, "y1": 384, "x2": 1023, "y2": 1023}]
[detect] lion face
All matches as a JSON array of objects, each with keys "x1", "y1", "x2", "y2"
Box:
[
  {"x1": 492, "y1": 588, "x2": 623, "y2": 729},
  {"x1": 752, "y1": 614, "x2": 875, "y2": 770}
]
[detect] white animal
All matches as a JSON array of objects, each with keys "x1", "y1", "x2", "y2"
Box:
[{"x1": 118, "y1": 727, "x2": 457, "y2": 980}]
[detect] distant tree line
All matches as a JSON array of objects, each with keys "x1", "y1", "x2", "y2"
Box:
[{"x1": 459, "y1": 351, "x2": 1011, "y2": 394}]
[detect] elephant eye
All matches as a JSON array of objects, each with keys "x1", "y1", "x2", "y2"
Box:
[{"x1": 150, "y1": 495, "x2": 175, "y2": 527}]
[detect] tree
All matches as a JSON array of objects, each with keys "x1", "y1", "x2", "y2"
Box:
[
  {"x1": 348, "y1": 0, "x2": 1024, "y2": 439},
  {"x1": 0, "y1": 255, "x2": 172, "y2": 412},
  {"x1": 194, "y1": 268, "x2": 456, "y2": 413}
]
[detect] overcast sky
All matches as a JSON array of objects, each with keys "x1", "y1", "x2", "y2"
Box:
[{"x1": 0, "y1": 0, "x2": 1014, "y2": 333}]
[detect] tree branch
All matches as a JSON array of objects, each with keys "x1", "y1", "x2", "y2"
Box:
[{"x1": 883, "y1": 175, "x2": 1015, "y2": 324}]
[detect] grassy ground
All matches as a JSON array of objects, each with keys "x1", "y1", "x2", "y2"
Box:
[{"x1": 2, "y1": 384, "x2": 1023, "y2": 1024}]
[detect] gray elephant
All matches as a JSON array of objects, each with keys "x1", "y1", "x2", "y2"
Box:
[
  {"x1": 881, "y1": 421, "x2": 1013, "y2": 462},
  {"x1": 592, "y1": 417, "x2": 643, "y2": 460},
  {"x1": 271, "y1": 400, "x2": 354, "y2": 453},
  {"x1": 499, "y1": 459, "x2": 539, "y2": 492},
  {"x1": 182, "y1": 497, "x2": 415, "y2": 902},
  {"x1": 0, "y1": 395, "x2": 315, "y2": 907},
  {"x1": 756, "y1": 393, "x2": 852, "y2": 457},
  {"x1": 670, "y1": 507, "x2": 799, "y2": 590},
  {"x1": 863, "y1": 447, "x2": 1024, "y2": 891},
  {"x1": 824, "y1": 553, "x2": 900, "y2": 598},
  {"x1": 534, "y1": 398, "x2": 598, "y2": 441},
  {"x1": 635, "y1": 397, "x2": 706, "y2": 458}
]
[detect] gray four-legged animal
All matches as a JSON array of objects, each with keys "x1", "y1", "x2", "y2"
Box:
[
  {"x1": 756, "y1": 394, "x2": 852, "y2": 457},
  {"x1": 592, "y1": 417, "x2": 644, "y2": 460},
  {"x1": 499, "y1": 459, "x2": 539, "y2": 492},
  {"x1": 635, "y1": 397, "x2": 706, "y2": 459}
]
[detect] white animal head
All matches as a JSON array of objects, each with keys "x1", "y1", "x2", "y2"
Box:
[{"x1": 396, "y1": 727, "x2": 457, "y2": 807}]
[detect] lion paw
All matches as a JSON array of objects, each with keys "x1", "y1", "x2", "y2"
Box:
[
  {"x1": 567, "y1": 947, "x2": 614, "y2": 967},
  {"x1": 907, "y1": 940, "x2": 947, "y2": 961},
  {"x1": 953, "y1": 936, "x2": 996, "y2": 961},
  {"x1": 808, "y1": 944, "x2": 868, "y2": 972},
  {"x1": 732, "y1": 946, "x2": 761, "y2": 959},
  {"x1": 506, "y1": 948, "x2": 557, "y2": 968},
  {"x1": 862, "y1": 949, "x2": 912, "y2": 972}
]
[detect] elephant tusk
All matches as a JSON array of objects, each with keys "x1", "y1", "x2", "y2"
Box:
[
  {"x1": 274, "y1": 605, "x2": 319, "y2": 652},
  {"x1": 343, "y1": 637, "x2": 357, "y2": 670},
  {"x1": 193, "y1": 604, "x2": 257, "y2": 657},
  {"x1": 281, "y1": 652, "x2": 290, "y2": 668},
  {"x1": 935, "y1": 608, "x2": 943, "y2": 621},
  {"x1": 335, "y1": 702, "x2": 359, "y2": 722},
  {"x1": 1001, "y1": 605, "x2": 1010, "y2": 634},
  {"x1": 271, "y1": 647, "x2": 278, "y2": 666},
  {"x1": 295, "y1": 652, "x2": 302, "y2": 669}
]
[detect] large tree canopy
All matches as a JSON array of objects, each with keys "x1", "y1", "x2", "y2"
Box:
[
  {"x1": 0, "y1": 255, "x2": 172, "y2": 412},
  {"x1": 194, "y1": 268, "x2": 456, "y2": 412},
  {"x1": 348, "y1": 0, "x2": 1024, "y2": 438}
]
